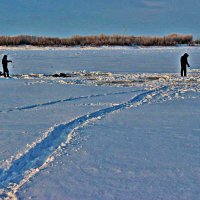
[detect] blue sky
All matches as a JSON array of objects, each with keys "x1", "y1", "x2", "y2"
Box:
[{"x1": 0, "y1": 0, "x2": 199, "y2": 37}]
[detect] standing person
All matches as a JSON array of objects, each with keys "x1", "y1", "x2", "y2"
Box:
[
  {"x1": 2, "y1": 55, "x2": 12, "y2": 77},
  {"x1": 180, "y1": 53, "x2": 190, "y2": 77}
]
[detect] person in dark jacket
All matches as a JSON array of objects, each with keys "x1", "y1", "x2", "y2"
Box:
[
  {"x1": 180, "y1": 53, "x2": 190, "y2": 77},
  {"x1": 2, "y1": 55, "x2": 12, "y2": 77}
]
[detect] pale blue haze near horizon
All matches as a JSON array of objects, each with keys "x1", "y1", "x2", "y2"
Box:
[{"x1": 0, "y1": 0, "x2": 199, "y2": 38}]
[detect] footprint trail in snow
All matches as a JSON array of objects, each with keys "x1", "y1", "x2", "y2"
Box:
[
  {"x1": 0, "y1": 89, "x2": 144, "y2": 113},
  {"x1": 0, "y1": 86, "x2": 168, "y2": 199}
]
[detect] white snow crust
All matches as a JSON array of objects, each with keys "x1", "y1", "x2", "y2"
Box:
[{"x1": 0, "y1": 48, "x2": 199, "y2": 200}]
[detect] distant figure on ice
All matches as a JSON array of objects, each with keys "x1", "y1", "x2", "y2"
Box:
[
  {"x1": 180, "y1": 53, "x2": 190, "y2": 77},
  {"x1": 2, "y1": 55, "x2": 12, "y2": 77}
]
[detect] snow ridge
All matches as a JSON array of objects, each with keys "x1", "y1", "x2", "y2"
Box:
[{"x1": 0, "y1": 86, "x2": 167, "y2": 199}]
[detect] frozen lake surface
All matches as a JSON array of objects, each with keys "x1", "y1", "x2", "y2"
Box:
[
  {"x1": 0, "y1": 47, "x2": 200, "y2": 200},
  {"x1": 1, "y1": 46, "x2": 200, "y2": 74}
]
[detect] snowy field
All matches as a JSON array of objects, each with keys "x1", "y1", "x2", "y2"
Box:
[{"x1": 0, "y1": 47, "x2": 200, "y2": 200}]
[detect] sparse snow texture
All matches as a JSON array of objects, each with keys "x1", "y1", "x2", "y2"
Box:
[{"x1": 0, "y1": 47, "x2": 199, "y2": 200}]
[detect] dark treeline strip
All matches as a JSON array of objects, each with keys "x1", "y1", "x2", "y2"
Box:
[
  {"x1": 194, "y1": 39, "x2": 200, "y2": 44},
  {"x1": 0, "y1": 34, "x2": 194, "y2": 47}
]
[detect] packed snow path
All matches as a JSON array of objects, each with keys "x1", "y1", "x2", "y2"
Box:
[{"x1": 0, "y1": 85, "x2": 168, "y2": 199}]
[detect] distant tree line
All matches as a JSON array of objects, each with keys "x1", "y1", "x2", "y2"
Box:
[
  {"x1": 0, "y1": 34, "x2": 194, "y2": 47},
  {"x1": 194, "y1": 38, "x2": 200, "y2": 44}
]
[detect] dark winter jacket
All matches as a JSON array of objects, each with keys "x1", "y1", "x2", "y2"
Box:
[
  {"x1": 2, "y1": 57, "x2": 12, "y2": 68},
  {"x1": 180, "y1": 54, "x2": 190, "y2": 68}
]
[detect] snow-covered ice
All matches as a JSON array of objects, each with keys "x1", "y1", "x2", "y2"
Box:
[{"x1": 0, "y1": 48, "x2": 200, "y2": 200}]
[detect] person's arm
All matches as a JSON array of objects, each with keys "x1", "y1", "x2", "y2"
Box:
[
  {"x1": 186, "y1": 59, "x2": 190, "y2": 67},
  {"x1": 8, "y1": 60, "x2": 12, "y2": 63}
]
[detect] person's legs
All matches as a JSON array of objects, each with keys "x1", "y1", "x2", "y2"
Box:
[
  {"x1": 181, "y1": 68, "x2": 184, "y2": 76},
  {"x1": 3, "y1": 67, "x2": 9, "y2": 77},
  {"x1": 3, "y1": 68, "x2": 6, "y2": 77},
  {"x1": 181, "y1": 67, "x2": 187, "y2": 77},
  {"x1": 6, "y1": 69, "x2": 9, "y2": 77},
  {"x1": 184, "y1": 68, "x2": 187, "y2": 76}
]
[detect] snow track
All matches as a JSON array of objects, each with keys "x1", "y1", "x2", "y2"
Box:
[
  {"x1": 0, "y1": 89, "x2": 144, "y2": 113},
  {"x1": 0, "y1": 86, "x2": 168, "y2": 199}
]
